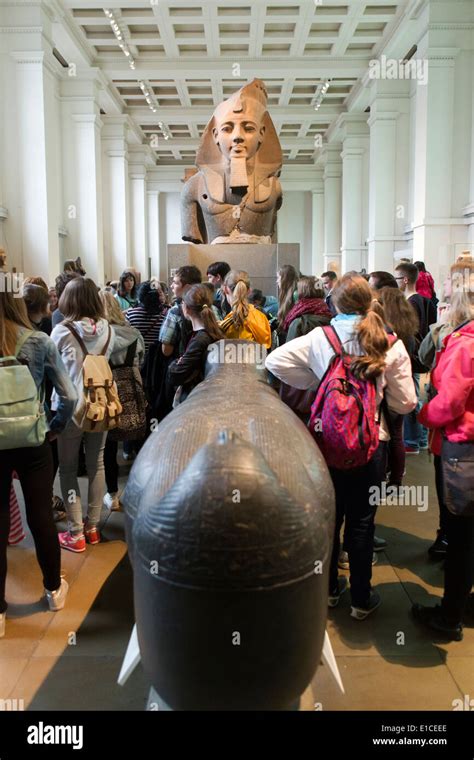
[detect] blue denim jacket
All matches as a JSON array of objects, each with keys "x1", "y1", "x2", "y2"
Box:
[{"x1": 16, "y1": 329, "x2": 77, "y2": 434}]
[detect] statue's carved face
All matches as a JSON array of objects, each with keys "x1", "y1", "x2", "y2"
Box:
[{"x1": 212, "y1": 114, "x2": 266, "y2": 161}]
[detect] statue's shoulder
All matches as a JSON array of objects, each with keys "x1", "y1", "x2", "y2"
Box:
[{"x1": 182, "y1": 171, "x2": 203, "y2": 199}]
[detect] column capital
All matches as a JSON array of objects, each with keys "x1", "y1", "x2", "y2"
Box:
[
  {"x1": 322, "y1": 143, "x2": 343, "y2": 173},
  {"x1": 106, "y1": 149, "x2": 129, "y2": 160},
  {"x1": 71, "y1": 113, "x2": 103, "y2": 130},
  {"x1": 128, "y1": 143, "x2": 156, "y2": 170},
  {"x1": 332, "y1": 112, "x2": 369, "y2": 143},
  {"x1": 10, "y1": 49, "x2": 58, "y2": 78},
  {"x1": 341, "y1": 147, "x2": 366, "y2": 160},
  {"x1": 367, "y1": 110, "x2": 399, "y2": 128}
]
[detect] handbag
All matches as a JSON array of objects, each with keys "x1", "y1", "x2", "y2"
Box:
[
  {"x1": 441, "y1": 438, "x2": 474, "y2": 516},
  {"x1": 108, "y1": 340, "x2": 148, "y2": 441}
]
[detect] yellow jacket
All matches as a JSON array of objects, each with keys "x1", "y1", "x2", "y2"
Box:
[{"x1": 220, "y1": 304, "x2": 272, "y2": 349}]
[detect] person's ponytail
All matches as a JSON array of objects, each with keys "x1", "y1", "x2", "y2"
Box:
[
  {"x1": 230, "y1": 280, "x2": 249, "y2": 329},
  {"x1": 352, "y1": 310, "x2": 389, "y2": 379},
  {"x1": 182, "y1": 284, "x2": 225, "y2": 342},
  {"x1": 200, "y1": 305, "x2": 225, "y2": 342},
  {"x1": 224, "y1": 270, "x2": 250, "y2": 329}
]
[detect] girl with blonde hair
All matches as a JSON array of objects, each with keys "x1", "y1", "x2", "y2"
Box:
[{"x1": 219, "y1": 270, "x2": 271, "y2": 349}]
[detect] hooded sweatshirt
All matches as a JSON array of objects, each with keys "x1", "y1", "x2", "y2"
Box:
[
  {"x1": 50, "y1": 318, "x2": 115, "y2": 413},
  {"x1": 418, "y1": 320, "x2": 474, "y2": 445},
  {"x1": 265, "y1": 313, "x2": 417, "y2": 442}
]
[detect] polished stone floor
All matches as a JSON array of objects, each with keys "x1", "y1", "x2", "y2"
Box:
[{"x1": 1, "y1": 451, "x2": 473, "y2": 711}]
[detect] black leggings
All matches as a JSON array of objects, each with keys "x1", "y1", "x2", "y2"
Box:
[
  {"x1": 0, "y1": 440, "x2": 61, "y2": 613},
  {"x1": 433, "y1": 454, "x2": 449, "y2": 535},
  {"x1": 442, "y1": 510, "x2": 474, "y2": 624},
  {"x1": 329, "y1": 442, "x2": 387, "y2": 607}
]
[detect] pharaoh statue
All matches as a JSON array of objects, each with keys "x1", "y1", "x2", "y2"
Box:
[{"x1": 181, "y1": 78, "x2": 283, "y2": 245}]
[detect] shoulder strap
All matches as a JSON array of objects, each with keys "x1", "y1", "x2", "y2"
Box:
[
  {"x1": 14, "y1": 329, "x2": 34, "y2": 357},
  {"x1": 100, "y1": 324, "x2": 111, "y2": 356},
  {"x1": 64, "y1": 323, "x2": 88, "y2": 356},
  {"x1": 124, "y1": 339, "x2": 137, "y2": 367},
  {"x1": 322, "y1": 325, "x2": 343, "y2": 356}
]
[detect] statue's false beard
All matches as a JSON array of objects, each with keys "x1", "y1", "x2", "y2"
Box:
[{"x1": 229, "y1": 156, "x2": 249, "y2": 191}]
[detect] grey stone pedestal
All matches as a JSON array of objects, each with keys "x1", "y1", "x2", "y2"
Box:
[{"x1": 167, "y1": 243, "x2": 300, "y2": 297}]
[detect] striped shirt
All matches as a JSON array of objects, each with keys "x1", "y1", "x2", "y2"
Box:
[
  {"x1": 9, "y1": 473, "x2": 25, "y2": 545},
  {"x1": 125, "y1": 305, "x2": 169, "y2": 351}
]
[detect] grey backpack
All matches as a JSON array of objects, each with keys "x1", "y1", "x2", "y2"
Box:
[{"x1": 0, "y1": 330, "x2": 47, "y2": 450}]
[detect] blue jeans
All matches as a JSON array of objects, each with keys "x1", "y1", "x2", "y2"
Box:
[{"x1": 404, "y1": 373, "x2": 428, "y2": 449}]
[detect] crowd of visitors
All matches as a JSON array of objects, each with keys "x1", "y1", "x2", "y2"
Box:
[{"x1": 0, "y1": 254, "x2": 472, "y2": 643}]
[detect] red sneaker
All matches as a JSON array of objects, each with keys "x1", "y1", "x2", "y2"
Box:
[
  {"x1": 84, "y1": 522, "x2": 101, "y2": 545},
  {"x1": 404, "y1": 445, "x2": 420, "y2": 455},
  {"x1": 58, "y1": 531, "x2": 86, "y2": 553}
]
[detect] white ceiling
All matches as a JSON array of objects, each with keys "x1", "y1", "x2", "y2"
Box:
[{"x1": 60, "y1": 0, "x2": 411, "y2": 164}]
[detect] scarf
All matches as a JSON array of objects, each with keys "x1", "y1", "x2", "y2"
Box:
[{"x1": 282, "y1": 298, "x2": 332, "y2": 332}]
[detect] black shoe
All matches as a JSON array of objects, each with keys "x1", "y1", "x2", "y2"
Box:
[
  {"x1": 373, "y1": 535, "x2": 387, "y2": 552},
  {"x1": 350, "y1": 591, "x2": 381, "y2": 620},
  {"x1": 412, "y1": 603, "x2": 463, "y2": 641},
  {"x1": 464, "y1": 594, "x2": 474, "y2": 626},
  {"x1": 328, "y1": 576, "x2": 349, "y2": 608},
  {"x1": 428, "y1": 531, "x2": 448, "y2": 559}
]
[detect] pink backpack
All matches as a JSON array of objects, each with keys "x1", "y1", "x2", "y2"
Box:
[{"x1": 309, "y1": 326, "x2": 384, "y2": 470}]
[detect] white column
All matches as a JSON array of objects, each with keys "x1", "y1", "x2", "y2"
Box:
[
  {"x1": 12, "y1": 52, "x2": 62, "y2": 283},
  {"x1": 102, "y1": 116, "x2": 131, "y2": 281},
  {"x1": 412, "y1": 46, "x2": 461, "y2": 284},
  {"x1": 367, "y1": 106, "x2": 398, "y2": 273},
  {"x1": 322, "y1": 144, "x2": 342, "y2": 275},
  {"x1": 339, "y1": 115, "x2": 370, "y2": 274},
  {"x1": 409, "y1": 0, "x2": 473, "y2": 281},
  {"x1": 73, "y1": 114, "x2": 104, "y2": 284},
  {"x1": 61, "y1": 76, "x2": 104, "y2": 284},
  {"x1": 311, "y1": 187, "x2": 324, "y2": 276},
  {"x1": 1, "y1": 3, "x2": 64, "y2": 282},
  {"x1": 465, "y1": 53, "x2": 474, "y2": 247},
  {"x1": 129, "y1": 148, "x2": 149, "y2": 280},
  {"x1": 147, "y1": 190, "x2": 160, "y2": 278}
]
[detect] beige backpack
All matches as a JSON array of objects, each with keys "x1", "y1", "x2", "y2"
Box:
[{"x1": 65, "y1": 323, "x2": 122, "y2": 432}]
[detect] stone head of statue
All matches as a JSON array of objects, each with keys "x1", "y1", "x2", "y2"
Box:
[
  {"x1": 196, "y1": 79, "x2": 282, "y2": 194},
  {"x1": 211, "y1": 80, "x2": 267, "y2": 163}
]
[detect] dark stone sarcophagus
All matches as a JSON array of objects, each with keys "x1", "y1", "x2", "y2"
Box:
[{"x1": 122, "y1": 340, "x2": 334, "y2": 710}]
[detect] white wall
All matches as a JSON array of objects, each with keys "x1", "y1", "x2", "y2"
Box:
[
  {"x1": 278, "y1": 190, "x2": 312, "y2": 274},
  {"x1": 164, "y1": 193, "x2": 182, "y2": 245}
]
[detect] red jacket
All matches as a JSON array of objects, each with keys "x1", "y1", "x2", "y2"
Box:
[
  {"x1": 418, "y1": 320, "x2": 474, "y2": 450},
  {"x1": 416, "y1": 271, "x2": 435, "y2": 300}
]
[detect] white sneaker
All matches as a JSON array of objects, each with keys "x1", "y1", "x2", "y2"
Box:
[
  {"x1": 0, "y1": 612, "x2": 5, "y2": 638},
  {"x1": 44, "y1": 578, "x2": 69, "y2": 611},
  {"x1": 103, "y1": 492, "x2": 121, "y2": 511}
]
